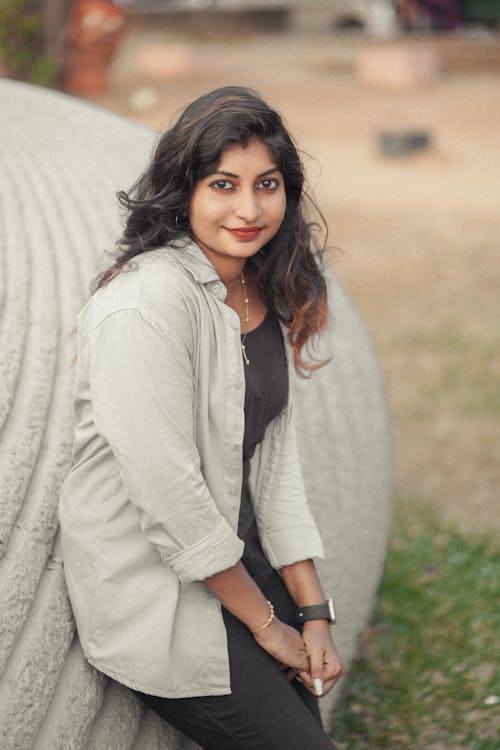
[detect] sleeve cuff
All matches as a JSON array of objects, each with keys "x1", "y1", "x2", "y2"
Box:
[
  {"x1": 164, "y1": 516, "x2": 244, "y2": 584},
  {"x1": 261, "y1": 522, "x2": 325, "y2": 570}
]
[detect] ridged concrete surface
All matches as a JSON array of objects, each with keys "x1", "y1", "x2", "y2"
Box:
[{"x1": 0, "y1": 79, "x2": 392, "y2": 748}]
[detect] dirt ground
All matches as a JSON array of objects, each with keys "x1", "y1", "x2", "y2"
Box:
[{"x1": 87, "y1": 20, "x2": 500, "y2": 536}]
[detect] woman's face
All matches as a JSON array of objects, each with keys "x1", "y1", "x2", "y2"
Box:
[{"x1": 188, "y1": 138, "x2": 286, "y2": 271}]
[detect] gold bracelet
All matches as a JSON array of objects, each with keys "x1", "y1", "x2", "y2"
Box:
[{"x1": 252, "y1": 600, "x2": 275, "y2": 634}]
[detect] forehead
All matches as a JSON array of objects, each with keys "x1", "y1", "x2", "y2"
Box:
[{"x1": 214, "y1": 139, "x2": 279, "y2": 174}]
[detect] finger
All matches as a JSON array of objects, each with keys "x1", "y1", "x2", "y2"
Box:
[
  {"x1": 299, "y1": 665, "x2": 339, "y2": 697},
  {"x1": 322, "y1": 659, "x2": 345, "y2": 683},
  {"x1": 320, "y1": 645, "x2": 344, "y2": 679},
  {"x1": 298, "y1": 669, "x2": 314, "y2": 689},
  {"x1": 320, "y1": 679, "x2": 335, "y2": 696},
  {"x1": 321, "y1": 667, "x2": 345, "y2": 695},
  {"x1": 307, "y1": 645, "x2": 326, "y2": 686},
  {"x1": 298, "y1": 674, "x2": 323, "y2": 698},
  {"x1": 321, "y1": 676, "x2": 339, "y2": 695}
]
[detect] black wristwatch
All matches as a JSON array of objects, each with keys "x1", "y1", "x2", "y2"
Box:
[{"x1": 295, "y1": 598, "x2": 336, "y2": 626}]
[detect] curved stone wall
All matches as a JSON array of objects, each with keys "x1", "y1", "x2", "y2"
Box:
[{"x1": 0, "y1": 80, "x2": 392, "y2": 748}]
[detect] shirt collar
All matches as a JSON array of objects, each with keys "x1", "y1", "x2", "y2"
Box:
[{"x1": 166, "y1": 234, "x2": 220, "y2": 285}]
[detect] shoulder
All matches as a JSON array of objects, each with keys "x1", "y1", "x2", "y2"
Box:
[{"x1": 80, "y1": 246, "x2": 201, "y2": 336}]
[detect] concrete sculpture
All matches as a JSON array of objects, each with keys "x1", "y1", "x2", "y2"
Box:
[{"x1": 0, "y1": 79, "x2": 392, "y2": 749}]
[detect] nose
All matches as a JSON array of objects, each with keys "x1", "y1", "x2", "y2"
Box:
[{"x1": 233, "y1": 188, "x2": 262, "y2": 224}]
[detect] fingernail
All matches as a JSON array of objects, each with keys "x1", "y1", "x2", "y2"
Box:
[{"x1": 313, "y1": 678, "x2": 323, "y2": 697}]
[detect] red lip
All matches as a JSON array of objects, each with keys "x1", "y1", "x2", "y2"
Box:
[{"x1": 224, "y1": 227, "x2": 263, "y2": 241}]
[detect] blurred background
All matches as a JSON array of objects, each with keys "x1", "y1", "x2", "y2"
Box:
[
  {"x1": 1, "y1": 1, "x2": 499, "y2": 745},
  {"x1": 2, "y1": 0, "x2": 497, "y2": 534}
]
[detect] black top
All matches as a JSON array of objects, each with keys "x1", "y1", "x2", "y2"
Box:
[{"x1": 238, "y1": 311, "x2": 289, "y2": 587}]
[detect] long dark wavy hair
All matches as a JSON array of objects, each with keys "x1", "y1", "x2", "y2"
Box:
[{"x1": 95, "y1": 86, "x2": 330, "y2": 376}]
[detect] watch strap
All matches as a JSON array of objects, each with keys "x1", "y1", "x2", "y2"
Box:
[{"x1": 295, "y1": 598, "x2": 336, "y2": 625}]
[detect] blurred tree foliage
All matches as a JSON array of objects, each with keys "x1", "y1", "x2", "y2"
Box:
[{"x1": 0, "y1": 0, "x2": 69, "y2": 86}]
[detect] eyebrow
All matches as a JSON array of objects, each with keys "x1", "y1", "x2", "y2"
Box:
[{"x1": 207, "y1": 167, "x2": 281, "y2": 179}]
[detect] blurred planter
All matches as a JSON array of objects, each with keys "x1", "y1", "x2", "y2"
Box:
[
  {"x1": 63, "y1": 0, "x2": 126, "y2": 94},
  {"x1": 0, "y1": 0, "x2": 61, "y2": 86}
]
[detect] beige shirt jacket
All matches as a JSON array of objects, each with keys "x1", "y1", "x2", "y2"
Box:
[{"x1": 59, "y1": 237, "x2": 325, "y2": 698}]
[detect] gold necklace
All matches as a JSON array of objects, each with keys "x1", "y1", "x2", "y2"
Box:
[{"x1": 240, "y1": 272, "x2": 250, "y2": 365}]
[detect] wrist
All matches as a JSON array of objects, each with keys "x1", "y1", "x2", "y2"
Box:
[
  {"x1": 302, "y1": 618, "x2": 331, "y2": 633},
  {"x1": 253, "y1": 615, "x2": 280, "y2": 640},
  {"x1": 295, "y1": 597, "x2": 336, "y2": 627},
  {"x1": 249, "y1": 600, "x2": 275, "y2": 635}
]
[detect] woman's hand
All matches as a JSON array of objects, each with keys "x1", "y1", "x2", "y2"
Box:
[
  {"x1": 253, "y1": 618, "x2": 309, "y2": 672},
  {"x1": 299, "y1": 620, "x2": 344, "y2": 697}
]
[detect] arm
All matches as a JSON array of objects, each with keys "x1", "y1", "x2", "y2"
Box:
[
  {"x1": 256, "y1": 400, "x2": 324, "y2": 569},
  {"x1": 91, "y1": 303, "x2": 306, "y2": 669},
  {"x1": 202, "y1": 561, "x2": 309, "y2": 672},
  {"x1": 281, "y1": 559, "x2": 344, "y2": 696},
  {"x1": 250, "y1": 368, "x2": 341, "y2": 687},
  {"x1": 90, "y1": 306, "x2": 244, "y2": 583}
]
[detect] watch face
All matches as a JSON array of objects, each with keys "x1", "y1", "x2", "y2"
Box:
[{"x1": 327, "y1": 598, "x2": 336, "y2": 625}]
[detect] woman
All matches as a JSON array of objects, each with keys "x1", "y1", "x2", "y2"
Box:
[{"x1": 59, "y1": 86, "x2": 343, "y2": 749}]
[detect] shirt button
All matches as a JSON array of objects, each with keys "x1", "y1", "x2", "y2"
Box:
[
  {"x1": 210, "y1": 282, "x2": 222, "y2": 294},
  {"x1": 229, "y1": 442, "x2": 238, "y2": 451},
  {"x1": 233, "y1": 382, "x2": 243, "y2": 390}
]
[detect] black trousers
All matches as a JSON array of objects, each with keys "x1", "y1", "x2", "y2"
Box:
[{"x1": 135, "y1": 572, "x2": 337, "y2": 750}]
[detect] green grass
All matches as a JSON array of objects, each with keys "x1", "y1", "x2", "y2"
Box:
[
  {"x1": 330, "y1": 497, "x2": 500, "y2": 749},
  {"x1": 383, "y1": 328, "x2": 500, "y2": 418}
]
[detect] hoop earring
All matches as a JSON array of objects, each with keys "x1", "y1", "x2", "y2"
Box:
[{"x1": 175, "y1": 215, "x2": 181, "y2": 227}]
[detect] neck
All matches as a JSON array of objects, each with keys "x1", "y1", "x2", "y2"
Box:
[{"x1": 204, "y1": 252, "x2": 247, "y2": 288}]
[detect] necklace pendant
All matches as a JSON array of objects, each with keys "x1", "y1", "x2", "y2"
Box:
[{"x1": 241, "y1": 342, "x2": 250, "y2": 366}]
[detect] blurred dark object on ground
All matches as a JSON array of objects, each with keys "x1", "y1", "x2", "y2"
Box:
[
  {"x1": 116, "y1": 0, "x2": 370, "y2": 34},
  {"x1": 63, "y1": 0, "x2": 127, "y2": 93},
  {"x1": 378, "y1": 129, "x2": 432, "y2": 157},
  {"x1": 119, "y1": 0, "x2": 500, "y2": 36}
]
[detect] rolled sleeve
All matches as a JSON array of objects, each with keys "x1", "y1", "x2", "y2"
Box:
[
  {"x1": 89, "y1": 307, "x2": 243, "y2": 583},
  {"x1": 166, "y1": 515, "x2": 243, "y2": 583}
]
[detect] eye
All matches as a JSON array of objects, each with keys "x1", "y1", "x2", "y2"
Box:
[
  {"x1": 209, "y1": 179, "x2": 235, "y2": 191},
  {"x1": 257, "y1": 177, "x2": 280, "y2": 191}
]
